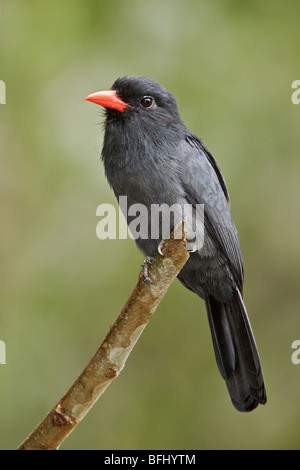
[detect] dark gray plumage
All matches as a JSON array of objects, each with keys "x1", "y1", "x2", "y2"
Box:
[{"x1": 87, "y1": 76, "x2": 267, "y2": 412}]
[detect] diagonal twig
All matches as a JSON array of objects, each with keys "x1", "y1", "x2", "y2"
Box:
[{"x1": 18, "y1": 223, "x2": 189, "y2": 450}]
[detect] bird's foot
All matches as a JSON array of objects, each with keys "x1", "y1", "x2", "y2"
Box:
[{"x1": 142, "y1": 256, "x2": 153, "y2": 283}]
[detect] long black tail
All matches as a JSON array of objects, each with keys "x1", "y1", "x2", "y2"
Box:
[{"x1": 205, "y1": 289, "x2": 266, "y2": 412}]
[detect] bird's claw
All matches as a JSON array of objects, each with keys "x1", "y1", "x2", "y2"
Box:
[
  {"x1": 158, "y1": 239, "x2": 166, "y2": 256},
  {"x1": 185, "y1": 239, "x2": 198, "y2": 253},
  {"x1": 143, "y1": 256, "x2": 153, "y2": 283},
  {"x1": 186, "y1": 245, "x2": 197, "y2": 253}
]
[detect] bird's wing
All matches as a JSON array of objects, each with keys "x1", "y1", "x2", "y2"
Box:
[{"x1": 179, "y1": 134, "x2": 244, "y2": 289}]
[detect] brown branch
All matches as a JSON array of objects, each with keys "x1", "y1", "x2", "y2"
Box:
[{"x1": 18, "y1": 224, "x2": 189, "y2": 450}]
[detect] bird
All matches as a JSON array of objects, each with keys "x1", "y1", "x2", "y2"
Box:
[{"x1": 85, "y1": 76, "x2": 267, "y2": 412}]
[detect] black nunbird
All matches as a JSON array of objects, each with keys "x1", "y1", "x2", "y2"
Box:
[{"x1": 85, "y1": 76, "x2": 266, "y2": 412}]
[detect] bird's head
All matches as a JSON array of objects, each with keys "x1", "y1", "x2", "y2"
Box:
[{"x1": 85, "y1": 76, "x2": 181, "y2": 128}]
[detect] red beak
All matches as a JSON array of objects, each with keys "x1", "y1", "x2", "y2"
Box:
[{"x1": 85, "y1": 90, "x2": 132, "y2": 112}]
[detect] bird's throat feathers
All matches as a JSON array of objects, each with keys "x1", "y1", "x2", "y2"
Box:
[{"x1": 102, "y1": 111, "x2": 184, "y2": 170}]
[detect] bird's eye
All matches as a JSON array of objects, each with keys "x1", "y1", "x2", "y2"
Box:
[{"x1": 140, "y1": 96, "x2": 154, "y2": 108}]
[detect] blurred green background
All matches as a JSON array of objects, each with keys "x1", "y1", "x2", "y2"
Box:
[{"x1": 0, "y1": 0, "x2": 300, "y2": 450}]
